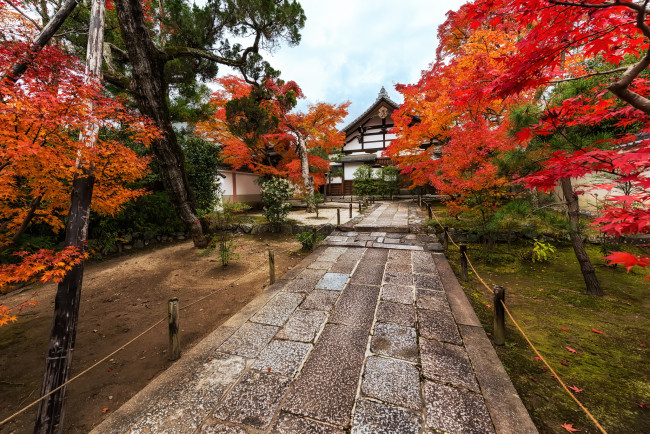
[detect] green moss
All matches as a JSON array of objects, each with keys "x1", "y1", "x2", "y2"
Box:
[{"x1": 445, "y1": 240, "x2": 650, "y2": 433}]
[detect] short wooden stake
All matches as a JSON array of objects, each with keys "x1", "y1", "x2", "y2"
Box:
[
  {"x1": 337, "y1": 208, "x2": 341, "y2": 226},
  {"x1": 168, "y1": 298, "x2": 180, "y2": 361},
  {"x1": 427, "y1": 204, "x2": 432, "y2": 220},
  {"x1": 443, "y1": 226, "x2": 449, "y2": 250},
  {"x1": 349, "y1": 203, "x2": 353, "y2": 218},
  {"x1": 358, "y1": 201, "x2": 362, "y2": 212},
  {"x1": 419, "y1": 194, "x2": 422, "y2": 208},
  {"x1": 459, "y1": 244, "x2": 468, "y2": 281},
  {"x1": 312, "y1": 227, "x2": 318, "y2": 250},
  {"x1": 269, "y1": 250, "x2": 275, "y2": 284},
  {"x1": 493, "y1": 285, "x2": 506, "y2": 345}
]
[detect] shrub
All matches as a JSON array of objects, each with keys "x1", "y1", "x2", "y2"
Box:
[
  {"x1": 296, "y1": 229, "x2": 323, "y2": 251},
  {"x1": 353, "y1": 164, "x2": 376, "y2": 198},
  {"x1": 259, "y1": 177, "x2": 294, "y2": 224},
  {"x1": 531, "y1": 238, "x2": 556, "y2": 262}
]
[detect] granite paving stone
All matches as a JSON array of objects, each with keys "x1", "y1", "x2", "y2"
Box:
[
  {"x1": 276, "y1": 309, "x2": 328, "y2": 342},
  {"x1": 282, "y1": 278, "x2": 319, "y2": 293},
  {"x1": 423, "y1": 381, "x2": 495, "y2": 433},
  {"x1": 375, "y1": 301, "x2": 415, "y2": 327},
  {"x1": 383, "y1": 271, "x2": 413, "y2": 286},
  {"x1": 282, "y1": 324, "x2": 369, "y2": 427},
  {"x1": 308, "y1": 261, "x2": 334, "y2": 270},
  {"x1": 315, "y1": 272, "x2": 349, "y2": 291},
  {"x1": 213, "y1": 371, "x2": 291, "y2": 430},
  {"x1": 329, "y1": 283, "x2": 380, "y2": 329},
  {"x1": 385, "y1": 233, "x2": 402, "y2": 238},
  {"x1": 269, "y1": 412, "x2": 345, "y2": 434},
  {"x1": 197, "y1": 418, "x2": 247, "y2": 433},
  {"x1": 361, "y1": 356, "x2": 422, "y2": 410},
  {"x1": 329, "y1": 248, "x2": 365, "y2": 273},
  {"x1": 416, "y1": 289, "x2": 451, "y2": 311},
  {"x1": 412, "y1": 252, "x2": 438, "y2": 274},
  {"x1": 420, "y1": 337, "x2": 479, "y2": 392},
  {"x1": 385, "y1": 261, "x2": 409, "y2": 273},
  {"x1": 318, "y1": 247, "x2": 348, "y2": 262},
  {"x1": 130, "y1": 353, "x2": 246, "y2": 433},
  {"x1": 381, "y1": 284, "x2": 414, "y2": 305},
  {"x1": 218, "y1": 322, "x2": 279, "y2": 358},
  {"x1": 300, "y1": 290, "x2": 340, "y2": 311},
  {"x1": 418, "y1": 309, "x2": 463, "y2": 345},
  {"x1": 295, "y1": 268, "x2": 328, "y2": 281},
  {"x1": 351, "y1": 399, "x2": 422, "y2": 434},
  {"x1": 414, "y1": 273, "x2": 444, "y2": 291},
  {"x1": 361, "y1": 247, "x2": 389, "y2": 264},
  {"x1": 350, "y1": 261, "x2": 385, "y2": 285},
  {"x1": 250, "y1": 292, "x2": 303, "y2": 326},
  {"x1": 371, "y1": 323, "x2": 418, "y2": 362},
  {"x1": 252, "y1": 340, "x2": 312, "y2": 377}
]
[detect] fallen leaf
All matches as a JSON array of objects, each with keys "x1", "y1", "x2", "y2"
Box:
[
  {"x1": 267, "y1": 367, "x2": 272, "y2": 372},
  {"x1": 591, "y1": 328, "x2": 603, "y2": 334},
  {"x1": 486, "y1": 304, "x2": 491, "y2": 308},
  {"x1": 560, "y1": 360, "x2": 569, "y2": 366},
  {"x1": 102, "y1": 408, "x2": 109, "y2": 414},
  {"x1": 561, "y1": 327, "x2": 568, "y2": 332},
  {"x1": 529, "y1": 376, "x2": 538, "y2": 382},
  {"x1": 639, "y1": 403, "x2": 648, "y2": 410},
  {"x1": 108, "y1": 367, "x2": 113, "y2": 372},
  {"x1": 641, "y1": 344, "x2": 646, "y2": 347},
  {"x1": 566, "y1": 346, "x2": 578, "y2": 354},
  {"x1": 534, "y1": 356, "x2": 542, "y2": 362},
  {"x1": 569, "y1": 385, "x2": 583, "y2": 393},
  {"x1": 561, "y1": 422, "x2": 580, "y2": 432}
]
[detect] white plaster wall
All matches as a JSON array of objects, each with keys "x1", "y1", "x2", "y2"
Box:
[
  {"x1": 237, "y1": 172, "x2": 261, "y2": 195},
  {"x1": 344, "y1": 137, "x2": 363, "y2": 151},
  {"x1": 344, "y1": 162, "x2": 363, "y2": 179},
  {"x1": 221, "y1": 172, "x2": 234, "y2": 195},
  {"x1": 329, "y1": 176, "x2": 342, "y2": 183},
  {"x1": 385, "y1": 133, "x2": 397, "y2": 142}
]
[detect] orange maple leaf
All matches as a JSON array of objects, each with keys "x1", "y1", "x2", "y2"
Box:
[
  {"x1": 561, "y1": 422, "x2": 580, "y2": 432},
  {"x1": 569, "y1": 385, "x2": 583, "y2": 393},
  {"x1": 591, "y1": 328, "x2": 603, "y2": 334},
  {"x1": 566, "y1": 346, "x2": 578, "y2": 354}
]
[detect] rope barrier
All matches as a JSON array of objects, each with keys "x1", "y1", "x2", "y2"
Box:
[
  {"x1": 0, "y1": 245, "x2": 294, "y2": 428},
  {"x1": 427, "y1": 207, "x2": 607, "y2": 434}
]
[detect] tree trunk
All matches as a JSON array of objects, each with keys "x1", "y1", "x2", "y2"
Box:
[
  {"x1": 114, "y1": 0, "x2": 206, "y2": 247},
  {"x1": 296, "y1": 136, "x2": 315, "y2": 212},
  {"x1": 560, "y1": 177, "x2": 603, "y2": 296}
]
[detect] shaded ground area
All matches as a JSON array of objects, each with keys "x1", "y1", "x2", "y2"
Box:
[
  {"x1": 0, "y1": 233, "x2": 303, "y2": 433},
  {"x1": 94, "y1": 202, "x2": 535, "y2": 433}
]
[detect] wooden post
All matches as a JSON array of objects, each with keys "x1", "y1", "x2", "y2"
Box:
[
  {"x1": 168, "y1": 298, "x2": 180, "y2": 361},
  {"x1": 419, "y1": 194, "x2": 422, "y2": 208},
  {"x1": 268, "y1": 250, "x2": 275, "y2": 284},
  {"x1": 349, "y1": 203, "x2": 353, "y2": 218},
  {"x1": 337, "y1": 208, "x2": 340, "y2": 226},
  {"x1": 358, "y1": 201, "x2": 362, "y2": 212},
  {"x1": 427, "y1": 204, "x2": 432, "y2": 220},
  {"x1": 312, "y1": 227, "x2": 318, "y2": 250},
  {"x1": 459, "y1": 244, "x2": 468, "y2": 281},
  {"x1": 493, "y1": 286, "x2": 506, "y2": 345},
  {"x1": 443, "y1": 226, "x2": 449, "y2": 250}
]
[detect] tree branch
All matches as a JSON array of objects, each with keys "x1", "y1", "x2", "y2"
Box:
[
  {"x1": 550, "y1": 66, "x2": 628, "y2": 83},
  {"x1": 102, "y1": 70, "x2": 134, "y2": 92},
  {"x1": 162, "y1": 46, "x2": 243, "y2": 67},
  {"x1": 3, "y1": 0, "x2": 42, "y2": 30}
]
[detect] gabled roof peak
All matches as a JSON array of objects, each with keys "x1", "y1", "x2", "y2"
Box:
[{"x1": 377, "y1": 86, "x2": 389, "y2": 100}]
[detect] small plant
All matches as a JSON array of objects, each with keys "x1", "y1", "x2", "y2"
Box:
[
  {"x1": 217, "y1": 238, "x2": 238, "y2": 266},
  {"x1": 296, "y1": 229, "x2": 323, "y2": 251},
  {"x1": 531, "y1": 238, "x2": 556, "y2": 262},
  {"x1": 259, "y1": 177, "x2": 294, "y2": 224},
  {"x1": 202, "y1": 202, "x2": 250, "y2": 266}
]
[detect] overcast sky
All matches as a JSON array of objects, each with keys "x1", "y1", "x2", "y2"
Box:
[{"x1": 263, "y1": 0, "x2": 467, "y2": 126}]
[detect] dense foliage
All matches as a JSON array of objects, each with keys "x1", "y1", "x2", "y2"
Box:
[{"x1": 259, "y1": 177, "x2": 294, "y2": 224}]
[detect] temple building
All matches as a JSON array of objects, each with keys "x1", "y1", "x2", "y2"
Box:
[{"x1": 326, "y1": 87, "x2": 400, "y2": 196}]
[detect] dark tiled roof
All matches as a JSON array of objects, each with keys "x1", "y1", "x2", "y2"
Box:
[
  {"x1": 339, "y1": 154, "x2": 377, "y2": 163},
  {"x1": 342, "y1": 86, "x2": 400, "y2": 133}
]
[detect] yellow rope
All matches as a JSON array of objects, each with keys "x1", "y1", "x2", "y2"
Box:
[
  {"x1": 428, "y1": 207, "x2": 607, "y2": 434},
  {"x1": 0, "y1": 246, "x2": 293, "y2": 427}
]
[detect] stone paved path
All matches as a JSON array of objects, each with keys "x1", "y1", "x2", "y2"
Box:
[{"x1": 94, "y1": 201, "x2": 537, "y2": 434}]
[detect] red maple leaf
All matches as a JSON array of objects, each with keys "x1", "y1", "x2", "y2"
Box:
[
  {"x1": 560, "y1": 360, "x2": 569, "y2": 366},
  {"x1": 591, "y1": 328, "x2": 603, "y2": 334},
  {"x1": 562, "y1": 422, "x2": 580, "y2": 432},
  {"x1": 561, "y1": 327, "x2": 568, "y2": 331},
  {"x1": 566, "y1": 346, "x2": 578, "y2": 354},
  {"x1": 569, "y1": 385, "x2": 583, "y2": 393},
  {"x1": 534, "y1": 356, "x2": 542, "y2": 362}
]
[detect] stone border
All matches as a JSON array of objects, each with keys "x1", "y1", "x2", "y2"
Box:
[
  {"x1": 432, "y1": 253, "x2": 538, "y2": 434},
  {"x1": 89, "y1": 246, "x2": 326, "y2": 434}
]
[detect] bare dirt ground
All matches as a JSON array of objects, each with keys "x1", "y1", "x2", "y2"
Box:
[{"x1": 0, "y1": 233, "x2": 303, "y2": 433}]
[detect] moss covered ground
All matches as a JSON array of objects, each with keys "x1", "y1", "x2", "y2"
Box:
[{"x1": 429, "y1": 208, "x2": 649, "y2": 433}]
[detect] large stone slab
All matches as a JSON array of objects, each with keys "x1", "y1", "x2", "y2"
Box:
[
  {"x1": 360, "y1": 356, "x2": 422, "y2": 410},
  {"x1": 388, "y1": 249, "x2": 411, "y2": 265},
  {"x1": 432, "y1": 253, "x2": 481, "y2": 327},
  {"x1": 418, "y1": 309, "x2": 462, "y2": 345},
  {"x1": 371, "y1": 323, "x2": 418, "y2": 362},
  {"x1": 375, "y1": 301, "x2": 415, "y2": 327},
  {"x1": 300, "y1": 290, "x2": 340, "y2": 312},
  {"x1": 350, "y1": 260, "x2": 385, "y2": 285},
  {"x1": 416, "y1": 288, "x2": 450, "y2": 311},
  {"x1": 197, "y1": 418, "x2": 247, "y2": 433},
  {"x1": 276, "y1": 309, "x2": 328, "y2": 343},
  {"x1": 282, "y1": 278, "x2": 319, "y2": 293},
  {"x1": 413, "y1": 273, "x2": 444, "y2": 291},
  {"x1": 250, "y1": 292, "x2": 303, "y2": 326},
  {"x1": 269, "y1": 412, "x2": 345, "y2": 433},
  {"x1": 329, "y1": 248, "x2": 365, "y2": 274},
  {"x1": 213, "y1": 371, "x2": 291, "y2": 430},
  {"x1": 252, "y1": 340, "x2": 312, "y2": 377},
  {"x1": 328, "y1": 283, "x2": 380, "y2": 329},
  {"x1": 218, "y1": 322, "x2": 279, "y2": 358},
  {"x1": 282, "y1": 324, "x2": 368, "y2": 427},
  {"x1": 130, "y1": 353, "x2": 246, "y2": 433},
  {"x1": 315, "y1": 272, "x2": 349, "y2": 291},
  {"x1": 295, "y1": 268, "x2": 328, "y2": 281},
  {"x1": 412, "y1": 251, "x2": 438, "y2": 274},
  {"x1": 383, "y1": 271, "x2": 413, "y2": 286},
  {"x1": 351, "y1": 398, "x2": 422, "y2": 434},
  {"x1": 423, "y1": 381, "x2": 495, "y2": 433},
  {"x1": 420, "y1": 337, "x2": 479, "y2": 392},
  {"x1": 381, "y1": 284, "x2": 414, "y2": 305},
  {"x1": 318, "y1": 247, "x2": 347, "y2": 262}
]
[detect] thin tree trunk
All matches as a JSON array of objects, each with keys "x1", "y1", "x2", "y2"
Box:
[
  {"x1": 296, "y1": 136, "x2": 315, "y2": 212},
  {"x1": 114, "y1": 0, "x2": 205, "y2": 247},
  {"x1": 560, "y1": 177, "x2": 603, "y2": 296},
  {"x1": 34, "y1": 2, "x2": 104, "y2": 431}
]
